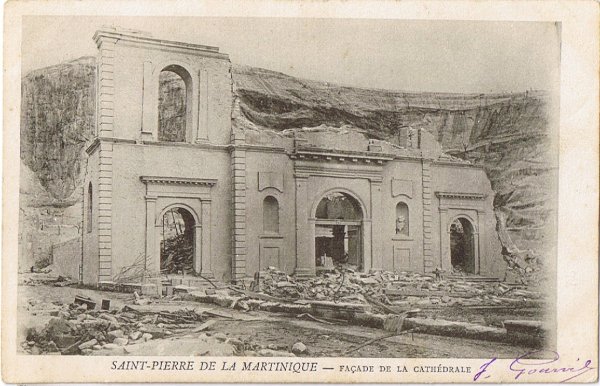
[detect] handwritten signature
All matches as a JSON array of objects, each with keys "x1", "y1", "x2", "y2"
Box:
[{"x1": 474, "y1": 350, "x2": 595, "y2": 382}]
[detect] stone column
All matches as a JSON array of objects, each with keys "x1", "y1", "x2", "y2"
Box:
[
  {"x1": 474, "y1": 211, "x2": 483, "y2": 274},
  {"x1": 188, "y1": 70, "x2": 200, "y2": 143},
  {"x1": 154, "y1": 223, "x2": 162, "y2": 277},
  {"x1": 144, "y1": 196, "x2": 157, "y2": 281},
  {"x1": 369, "y1": 180, "x2": 383, "y2": 272},
  {"x1": 194, "y1": 224, "x2": 203, "y2": 274},
  {"x1": 200, "y1": 200, "x2": 214, "y2": 278},
  {"x1": 294, "y1": 176, "x2": 314, "y2": 277},
  {"x1": 361, "y1": 219, "x2": 372, "y2": 273}
]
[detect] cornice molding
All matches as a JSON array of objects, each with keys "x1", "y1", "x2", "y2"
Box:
[
  {"x1": 140, "y1": 176, "x2": 217, "y2": 187},
  {"x1": 435, "y1": 192, "x2": 487, "y2": 200},
  {"x1": 290, "y1": 148, "x2": 394, "y2": 165},
  {"x1": 93, "y1": 30, "x2": 229, "y2": 60}
]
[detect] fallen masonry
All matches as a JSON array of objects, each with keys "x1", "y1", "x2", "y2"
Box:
[
  {"x1": 183, "y1": 266, "x2": 548, "y2": 346},
  {"x1": 23, "y1": 300, "x2": 204, "y2": 355},
  {"x1": 249, "y1": 266, "x2": 544, "y2": 309},
  {"x1": 22, "y1": 294, "x2": 316, "y2": 357},
  {"x1": 20, "y1": 264, "x2": 549, "y2": 354}
]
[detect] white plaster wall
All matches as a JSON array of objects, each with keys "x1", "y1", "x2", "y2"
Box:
[
  {"x1": 110, "y1": 142, "x2": 233, "y2": 282},
  {"x1": 244, "y1": 150, "x2": 296, "y2": 275},
  {"x1": 381, "y1": 160, "x2": 425, "y2": 272}
]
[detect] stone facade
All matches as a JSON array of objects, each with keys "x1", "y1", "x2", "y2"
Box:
[{"x1": 82, "y1": 29, "x2": 503, "y2": 285}]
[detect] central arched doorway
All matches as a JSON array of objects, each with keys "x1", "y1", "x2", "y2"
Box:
[
  {"x1": 160, "y1": 207, "x2": 196, "y2": 274},
  {"x1": 450, "y1": 217, "x2": 476, "y2": 273},
  {"x1": 314, "y1": 192, "x2": 363, "y2": 269}
]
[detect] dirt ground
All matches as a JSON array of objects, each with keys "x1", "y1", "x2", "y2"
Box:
[{"x1": 18, "y1": 281, "x2": 540, "y2": 358}]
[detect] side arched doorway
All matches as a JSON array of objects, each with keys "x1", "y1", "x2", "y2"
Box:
[
  {"x1": 450, "y1": 217, "x2": 476, "y2": 273},
  {"x1": 159, "y1": 207, "x2": 196, "y2": 274},
  {"x1": 314, "y1": 192, "x2": 363, "y2": 269}
]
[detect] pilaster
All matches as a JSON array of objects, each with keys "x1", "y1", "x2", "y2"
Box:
[
  {"x1": 231, "y1": 131, "x2": 247, "y2": 282},
  {"x1": 97, "y1": 38, "x2": 116, "y2": 137},
  {"x1": 439, "y1": 208, "x2": 450, "y2": 271},
  {"x1": 370, "y1": 180, "x2": 383, "y2": 271},
  {"x1": 144, "y1": 195, "x2": 157, "y2": 278},
  {"x1": 200, "y1": 200, "x2": 214, "y2": 278},
  {"x1": 197, "y1": 69, "x2": 209, "y2": 142},
  {"x1": 294, "y1": 175, "x2": 314, "y2": 278},
  {"x1": 421, "y1": 160, "x2": 434, "y2": 272},
  {"x1": 141, "y1": 60, "x2": 157, "y2": 140},
  {"x1": 98, "y1": 141, "x2": 113, "y2": 281}
]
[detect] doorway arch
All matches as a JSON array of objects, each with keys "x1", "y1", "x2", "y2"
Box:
[
  {"x1": 449, "y1": 216, "x2": 477, "y2": 273},
  {"x1": 313, "y1": 191, "x2": 364, "y2": 269},
  {"x1": 158, "y1": 205, "x2": 198, "y2": 275}
]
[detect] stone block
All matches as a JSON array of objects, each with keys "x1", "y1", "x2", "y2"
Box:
[{"x1": 141, "y1": 284, "x2": 159, "y2": 296}]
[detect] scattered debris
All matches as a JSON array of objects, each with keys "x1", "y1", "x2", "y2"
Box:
[
  {"x1": 101, "y1": 299, "x2": 111, "y2": 310},
  {"x1": 291, "y1": 342, "x2": 308, "y2": 355},
  {"x1": 343, "y1": 329, "x2": 416, "y2": 355},
  {"x1": 22, "y1": 297, "x2": 210, "y2": 355},
  {"x1": 73, "y1": 295, "x2": 96, "y2": 310},
  {"x1": 296, "y1": 313, "x2": 334, "y2": 325},
  {"x1": 193, "y1": 320, "x2": 216, "y2": 332},
  {"x1": 20, "y1": 272, "x2": 78, "y2": 287},
  {"x1": 161, "y1": 234, "x2": 193, "y2": 274}
]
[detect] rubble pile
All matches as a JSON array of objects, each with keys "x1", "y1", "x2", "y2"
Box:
[
  {"x1": 252, "y1": 266, "x2": 543, "y2": 309},
  {"x1": 22, "y1": 294, "x2": 313, "y2": 357},
  {"x1": 23, "y1": 299, "x2": 205, "y2": 355},
  {"x1": 161, "y1": 234, "x2": 194, "y2": 274}
]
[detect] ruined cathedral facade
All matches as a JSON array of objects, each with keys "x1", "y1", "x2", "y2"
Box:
[{"x1": 82, "y1": 29, "x2": 502, "y2": 286}]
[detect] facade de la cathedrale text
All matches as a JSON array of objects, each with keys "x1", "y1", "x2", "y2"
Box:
[{"x1": 81, "y1": 29, "x2": 504, "y2": 291}]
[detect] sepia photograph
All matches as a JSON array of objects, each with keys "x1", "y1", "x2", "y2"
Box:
[{"x1": 3, "y1": 1, "x2": 598, "y2": 383}]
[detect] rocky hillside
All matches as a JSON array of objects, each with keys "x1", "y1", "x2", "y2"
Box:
[
  {"x1": 19, "y1": 57, "x2": 95, "y2": 269},
  {"x1": 19, "y1": 58, "x2": 556, "y2": 268},
  {"x1": 21, "y1": 57, "x2": 95, "y2": 202}
]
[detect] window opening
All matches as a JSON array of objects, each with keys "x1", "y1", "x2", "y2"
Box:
[{"x1": 263, "y1": 196, "x2": 280, "y2": 234}]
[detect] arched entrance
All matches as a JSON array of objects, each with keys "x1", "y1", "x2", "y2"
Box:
[
  {"x1": 314, "y1": 192, "x2": 363, "y2": 269},
  {"x1": 450, "y1": 217, "x2": 476, "y2": 273},
  {"x1": 160, "y1": 207, "x2": 196, "y2": 274}
]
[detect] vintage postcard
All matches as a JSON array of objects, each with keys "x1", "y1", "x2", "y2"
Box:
[{"x1": 2, "y1": 0, "x2": 598, "y2": 383}]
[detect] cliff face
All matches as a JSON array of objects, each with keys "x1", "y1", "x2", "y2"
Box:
[
  {"x1": 19, "y1": 57, "x2": 95, "y2": 269},
  {"x1": 19, "y1": 58, "x2": 556, "y2": 268},
  {"x1": 232, "y1": 65, "x2": 548, "y2": 146},
  {"x1": 20, "y1": 57, "x2": 96, "y2": 203}
]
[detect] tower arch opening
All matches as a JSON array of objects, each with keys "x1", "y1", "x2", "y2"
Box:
[{"x1": 158, "y1": 65, "x2": 192, "y2": 142}]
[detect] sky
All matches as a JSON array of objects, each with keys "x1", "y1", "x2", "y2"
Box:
[{"x1": 22, "y1": 16, "x2": 560, "y2": 93}]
